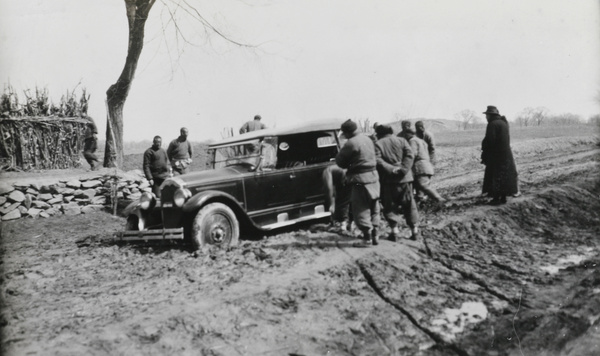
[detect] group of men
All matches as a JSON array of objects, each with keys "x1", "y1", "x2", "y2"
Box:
[
  {"x1": 83, "y1": 125, "x2": 193, "y2": 195},
  {"x1": 142, "y1": 127, "x2": 193, "y2": 197},
  {"x1": 143, "y1": 114, "x2": 266, "y2": 197},
  {"x1": 330, "y1": 104, "x2": 520, "y2": 247},
  {"x1": 331, "y1": 118, "x2": 444, "y2": 246}
]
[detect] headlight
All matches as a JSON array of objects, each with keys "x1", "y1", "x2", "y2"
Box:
[
  {"x1": 139, "y1": 192, "x2": 155, "y2": 210},
  {"x1": 173, "y1": 188, "x2": 191, "y2": 207}
]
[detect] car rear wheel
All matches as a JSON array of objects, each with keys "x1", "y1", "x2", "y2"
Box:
[{"x1": 191, "y1": 203, "x2": 239, "y2": 249}]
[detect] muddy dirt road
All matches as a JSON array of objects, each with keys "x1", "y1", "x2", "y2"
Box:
[{"x1": 1, "y1": 138, "x2": 599, "y2": 356}]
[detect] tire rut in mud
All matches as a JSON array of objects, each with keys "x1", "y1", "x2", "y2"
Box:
[
  {"x1": 346, "y1": 178, "x2": 600, "y2": 355},
  {"x1": 356, "y1": 260, "x2": 470, "y2": 356}
]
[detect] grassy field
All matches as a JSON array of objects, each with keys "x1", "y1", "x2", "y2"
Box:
[
  {"x1": 436, "y1": 123, "x2": 598, "y2": 148},
  {"x1": 433, "y1": 124, "x2": 598, "y2": 178},
  {"x1": 117, "y1": 123, "x2": 598, "y2": 172}
]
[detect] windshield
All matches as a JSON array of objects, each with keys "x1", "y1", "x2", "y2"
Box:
[{"x1": 210, "y1": 137, "x2": 278, "y2": 170}]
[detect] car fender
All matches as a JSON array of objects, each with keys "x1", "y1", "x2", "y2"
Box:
[
  {"x1": 123, "y1": 200, "x2": 148, "y2": 231},
  {"x1": 123, "y1": 200, "x2": 142, "y2": 216},
  {"x1": 181, "y1": 190, "x2": 265, "y2": 233},
  {"x1": 182, "y1": 190, "x2": 245, "y2": 216}
]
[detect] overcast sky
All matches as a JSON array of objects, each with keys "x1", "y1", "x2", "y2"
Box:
[{"x1": 1, "y1": 0, "x2": 599, "y2": 142}]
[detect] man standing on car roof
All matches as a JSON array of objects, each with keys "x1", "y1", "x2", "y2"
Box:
[
  {"x1": 143, "y1": 135, "x2": 170, "y2": 198},
  {"x1": 375, "y1": 125, "x2": 420, "y2": 241},
  {"x1": 239, "y1": 114, "x2": 267, "y2": 134},
  {"x1": 167, "y1": 127, "x2": 193, "y2": 175},
  {"x1": 335, "y1": 119, "x2": 380, "y2": 246}
]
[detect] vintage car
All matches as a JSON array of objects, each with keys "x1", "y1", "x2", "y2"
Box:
[{"x1": 122, "y1": 118, "x2": 347, "y2": 249}]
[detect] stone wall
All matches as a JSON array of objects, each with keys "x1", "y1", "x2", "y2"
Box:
[{"x1": 0, "y1": 170, "x2": 150, "y2": 221}]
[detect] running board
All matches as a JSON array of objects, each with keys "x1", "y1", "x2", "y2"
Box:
[
  {"x1": 261, "y1": 211, "x2": 331, "y2": 230},
  {"x1": 119, "y1": 228, "x2": 184, "y2": 241}
]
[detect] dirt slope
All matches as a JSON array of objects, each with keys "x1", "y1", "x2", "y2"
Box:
[{"x1": 1, "y1": 141, "x2": 599, "y2": 356}]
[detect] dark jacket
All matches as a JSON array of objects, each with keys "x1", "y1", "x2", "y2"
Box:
[
  {"x1": 335, "y1": 133, "x2": 379, "y2": 184},
  {"x1": 143, "y1": 147, "x2": 170, "y2": 180},
  {"x1": 481, "y1": 116, "x2": 518, "y2": 195},
  {"x1": 375, "y1": 134, "x2": 414, "y2": 183},
  {"x1": 83, "y1": 136, "x2": 97, "y2": 153}
]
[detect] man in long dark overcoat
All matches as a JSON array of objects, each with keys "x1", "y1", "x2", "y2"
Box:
[{"x1": 481, "y1": 105, "x2": 518, "y2": 204}]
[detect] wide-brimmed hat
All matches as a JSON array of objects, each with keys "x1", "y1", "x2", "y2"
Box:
[{"x1": 483, "y1": 105, "x2": 500, "y2": 115}]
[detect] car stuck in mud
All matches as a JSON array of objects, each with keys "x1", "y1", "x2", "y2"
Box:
[{"x1": 122, "y1": 119, "x2": 346, "y2": 249}]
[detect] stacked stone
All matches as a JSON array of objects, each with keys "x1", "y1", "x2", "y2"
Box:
[{"x1": 0, "y1": 170, "x2": 151, "y2": 221}]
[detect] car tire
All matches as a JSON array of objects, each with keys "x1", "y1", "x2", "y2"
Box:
[{"x1": 191, "y1": 203, "x2": 239, "y2": 249}]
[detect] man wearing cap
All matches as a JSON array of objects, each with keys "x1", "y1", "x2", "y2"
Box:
[
  {"x1": 397, "y1": 120, "x2": 412, "y2": 140},
  {"x1": 369, "y1": 122, "x2": 381, "y2": 143},
  {"x1": 415, "y1": 121, "x2": 436, "y2": 163},
  {"x1": 167, "y1": 127, "x2": 193, "y2": 175},
  {"x1": 374, "y1": 125, "x2": 420, "y2": 241},
  {"x1": 404, "y1": 128, "x2": 445, "y2": 204},
  {"x1": 83, "y1": 123, "x2": 99, "y2": 171},
  {"x1": 481, "y1": 105, "x2": 518, "y2": 204},
  {"x1": 335, "y1": 119, "x2": 380, "y2": 246},
  {"x1": 240, "y1": 114, "x2": 267, "y2": 134},
  {"x1": 143, "y1": 135, "x2": 170, "y2": 197}
]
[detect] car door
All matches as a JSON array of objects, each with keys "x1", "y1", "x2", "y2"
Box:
[{"x1": 242, "y1": 137, "x2": 298, "y2": 225}]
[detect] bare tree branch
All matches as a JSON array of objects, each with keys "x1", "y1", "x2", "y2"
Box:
[
  {"x1": 104, "y1": 0, "x2": 256, "y2": 168},
  {"x1": 179, "y1": 0, "x2": 254, "y2": 48}
]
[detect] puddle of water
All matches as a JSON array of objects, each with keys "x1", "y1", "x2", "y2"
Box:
[
  {"x1": 430, "y1": 301, "x2": 488, "y2": 342},
  {"x1": 540, "y1": 250, "x2": 596, "y2": 275}
]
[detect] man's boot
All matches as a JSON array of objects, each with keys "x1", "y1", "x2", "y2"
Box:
[
  {"x1": 409, "y1": 226, "x2": 420, "y2": 241},
  {"x1": 340, "y1": 221, "x2": 348, "y2": 232},
  {"x1": 353, "y1": 230, "x2": 372, "y2": 247},
  {"x1": 389, "y1": 226, "x2": 400, "y2": 242},
  {"x1": 371, "y1": 227, "x2": 379, "y2": 246}
]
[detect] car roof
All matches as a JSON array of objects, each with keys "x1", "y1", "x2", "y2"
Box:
[{"x1": 208, "y1": 118, "x2": 347, "y2": 149}]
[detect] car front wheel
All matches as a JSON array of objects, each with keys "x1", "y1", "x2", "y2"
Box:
[{"x1": 191, "y1": 203, "x2": 239, "y2": 249}]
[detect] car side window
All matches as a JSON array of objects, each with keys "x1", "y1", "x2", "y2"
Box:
[{"x1": 275, "y1": 131, "x2": 339, "y2": 168}]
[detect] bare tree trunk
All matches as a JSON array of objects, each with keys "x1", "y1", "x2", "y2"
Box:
[{"x1": 104, "y1": 0, "x2": 156, "y2": 168}]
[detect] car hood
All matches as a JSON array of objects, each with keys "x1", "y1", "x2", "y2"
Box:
[{"x1": 174, "y1": 167, "x2": 246, "y2": 186}]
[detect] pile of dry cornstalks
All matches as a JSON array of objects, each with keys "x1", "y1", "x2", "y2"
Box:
[{"x1": 0, "y1": 85, "x2": 97, "y2": 171}]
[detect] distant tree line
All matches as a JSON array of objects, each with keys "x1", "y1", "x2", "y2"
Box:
[{"x1": 453, "y1": 106, "x2": 598, "y2": 130}]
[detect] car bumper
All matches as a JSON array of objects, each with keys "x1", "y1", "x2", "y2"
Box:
[{"x1": 119, "y1": 227, "x2": 184, "y2": 241}]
